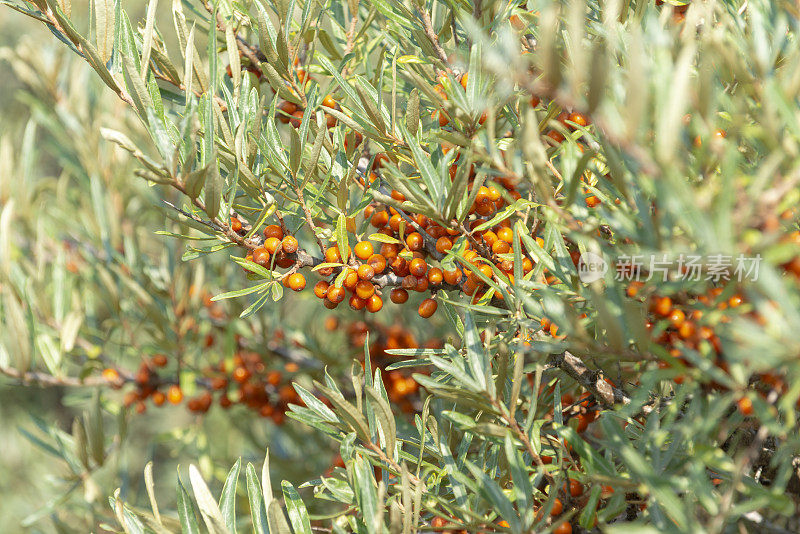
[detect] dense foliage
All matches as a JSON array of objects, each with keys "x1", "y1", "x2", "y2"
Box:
[{"x1": 1, "y1": 0, "x2": 800, "y2": 532}]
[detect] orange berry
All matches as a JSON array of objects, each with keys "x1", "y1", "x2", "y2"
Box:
[
  {"x1": 287, "y1": 273, "x2": 306, "y2": 291},
  {"x1": 264, "y1": 237, "x2": 282, "y2": 254},
  {"x1": 344, "y1": 269, "x2": 359, "y2": 290},
  {"x1": 568, "y1": 112, "x2": 589, "y2": 127},
  {"x1": 492, "y1": 240, "x2": 511, "y2": 254},
  {"x1": 435, "y1": 236, "x2": 453, "y2": 253},
  {"x1": 152, "y1": 391, "x2": 166, "y2": 406},
  {"x1": 355, "y1": 280, "x2": 376, "y2": 299},
  {"x1": 326, "y1": 286, "x2": 346, "y2": 304},
  {"x1": 550, "y1": 498, "x2": 563, "y2": 516},
  {"x1": 428, "y1": 267, "x2": 443, "y2": 285},
  {"x1": 152, "y1": 354, "x2": 168, "y2": 367},
  {"x1": 409, "y1": 258, "x2": 428, "y2": 277},
  {"x1": 325, "y1": 246, "x2": 343, "y2": 264},
  {"x1": 366, "y1": 294, "x2": 383, "y2": 313},
  {"x1": 443, "y1": 268, "x2": 463, "y2": 285},
  {"x1": 406, "y1": 232, "x2": 424, "y2": 251},
  {"x1": 367, "y1": 254, "x2": 387, "y2": 274},
  {"x1": 390, "y1": 288, "x2": 409, "y2": 304},
  {"x1": 324, "y1": 316, "x2": 339, "y2": 330},
  {"x1": 418, "y1": 298, "x2": 438, "y2": 318},
  {"x1": 167, "y1": 385, "x2": 184, "y2": 405},
  {"x1": 460, "y1": 72, "x2": 468, "y2": 90},
  {"x1": 553, "y1": 523, "x2": 572, "y2": 534},
  {"x1": 737, "y1": 397, "x2": 753, "y2": 416},
  {"x1": 102, "y1": 368, "x2": 120, "y2": 383},
  {"x1": 357, "y1": 263, "x2": 375, "y2": 281},
  {"x1": 371, "y1": 210, "x2": 389, "y2": 228},
  {"x1": 277, "y1": 102, "x2": 297, "y2": 123},
  {"x1": 252, "y1": 246, "x2": 270, "y2": 267},
  {"x1": 314, "y1": 280, "x2": 329, "y2": 299},
  {"x1": 322, "y1": 94, "x2": 336, "y2": 108},
  {"x1": 564, "y1": 478, "x2": 583, "y2": 497},
  {"x1": 354, "y1": 241, "x2": 374, "y2": 260},
  {"x1": 282, "y1": 236, "x2": 299, "y2": 254},
  {"x1": 653, "y1": 296, "x2": 673, "y2": 317},
  {"x1": 349, "y1": 294, "x2": 366, "y2": 310},
  {"x1": 585, "y1": 195, "x2": 601, "y2": 208}
]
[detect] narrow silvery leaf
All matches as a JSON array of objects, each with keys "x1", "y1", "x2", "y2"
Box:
[
  {"x1": 189, "y1": 464, "x2": 230, "y2": 534},
  {"x1": 140, "y1": 0, "x2": 159, "y2": 79},
  {"x1": 144, "y1": 462, "x2": 163, "y2": 526},
  {"x1": 94, "y1": 0, "x2": 114, "y2": 63},
  {"x1": 204, "y1": 160, "x2": 221, "y2": 219}
]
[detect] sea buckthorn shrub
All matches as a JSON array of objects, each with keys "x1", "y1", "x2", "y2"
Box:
[{"x1": 2, "y1": 0, "x2": 800, "y2": 532}]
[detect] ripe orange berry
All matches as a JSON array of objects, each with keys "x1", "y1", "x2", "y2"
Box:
[
  {"x1": 428, "y1": 267, "x2": 443, "y2": 285},
  {"x1": 327, "y1": 286, "x2": 346, "y2": 304},
  {"x1": 152, "y1": 391, "x2": 166, "y2": 406},
  {"x1": 282, "y1": 235, "x2": 299, "y2": 254},
  {"x1": 390, "y1": 288, "x2": 409, "y2": 304},
  {"x1": 252, "y1": 246, "x2": 270, "y2": 267},
  {"x1": 233, "y1": 366, "x2": 251, "y2": 383},
  {"x1": 322, "y1": 94, "x2": 336, "y2": 108},
  {"x1": 151, "y1": 354, "x2": 168, "y2": 367},
  {"x1": 287, "y1": 273, "x2": 306, "y2": 291},
  {"x1": 443, "y1": 268, "x2": 463, "y2": 285},
  {"x1": 371, "y1": 210, "x2": 389, "y2": 228},
  {"x1": 553, "y1": 522, "x2": 572, "y2": 534},
  {"x1": 585, "y1": 195, "x2": 601, "y2": 208},
  {"x1": 564, "y1": 478, "x2": 583, "y2": 497},
  {"x1": 355, "y1": 280, "x2": 376, "y2": 299},
  {"x1": 568, "y1": 112, "x2": 589, "y2": 127},
  {"x1": 530, "y1": 95, "x2": 541, "y2": 107},
  {"x1": 354, "y1": 241, "x2": 374, "y2": 260},
  {"x1": 102, "y1": 368, "x2": 120, "y2": 383},
  {"x1": 435, "y1": 236, "x2": 453, "y2": 253},
  {"x1": 325, "y1": 246, "x2": 343, "y2": 264},
  {"x1": 264, "y1": 237, "x2": 282, "y2": 254},
  {"x1": 367, "y1": 254, "x2": 387, "y2": 274},
  {"x1": 492, "y1": 240, "x2": 510, "y2": 254},
  {"x1": 344, "y1": 269, "x2": 359, "y2": 290},
  {"x1": 349, "y1": 294, "x2": 366, "y2": 310},
  {"x1": 324, "y1": 316, "x2": 339, "y2": 330},
  {"x1": 167, "y1": 385, "x2": 183, "y2": 405},
  {"x1": 737, "y1": 397, "x2": 753, "y2": 416},
  {"x1": 415, "y1": 276, "x2": 430, "y2": 292},
  {"x1": 409, "y1": 258, "x2": 428, "y2": 277},
  {"x1": 418, "y1": 298, "x2": 438, "y2": 318},
  {"x1": 277, "y1": 102, "x2": 297, "y2": 123},
  {"x1": 550, "y1": 498, "x2": 563, "y2": 516},
  {"x1": 366, "y1": 294, "x2": 383, "y2": 313},
  {"x1": 653, "y1": 296, "x2": 673, "y2": 317},
  {"x1": 314, "y1": 280, "x2": 329, "y2": 299},
  {"x1": 357, "y1": 263, "x2": 375, "y2": 281},
  {"x1": 669, "y1": 309, "x2": 686, "y2": 328},
  {"x1": 406, "y1": 232, "x2": 424, "y2": 251},
  {"x1": 460, "y1": 72, "x2": 468, "y2": 90}
]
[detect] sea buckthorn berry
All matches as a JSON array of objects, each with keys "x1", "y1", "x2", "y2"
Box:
[
  {"x1": 167, "y1": 385, "x2": 184, "y2": 404},
  {"x1": 327, "y1": 286, "x2": 346, "y2": 304},
  {"x1": 547, "y1": 130, "x2": 565, "y2": 143},
  {"x1": 391, "y1": 257, "x2": 409, "y2": 276},
  {"x1": 324, "y1": 316, "x2": 339, "y2": 331},
  {"x1": 264, "y1": 237, "x2": 282, "y2": 254},
  {"x1": 418, "y1": 298, "x2": 438, "y2": 318},
  {"x1": 436, "y1": 236, "x2": 453, "y2": 253},
  {"x1": 428, "y1": 267, "x2": 443, "y2": 285},
  {"x1": 409, "y1": 258, "x2": 428, "y2": 277},
  {"x1": 342, "y1": 269, "x2": 358, "y2": 290},
  {"x1": 366, "y1": 294, "x2": 383, "y2": 313},
  {"x1": 282, "y1": 235, "x2": 299, "y2": 254},
  {"x1": 406, "y1": 232, "x2": 424, "y2": 251},
  {"x1": 289, "y1": 110, "x2": 304, "y2": 128},
  {"x1": 564, "y1": 478, "x2": 584, "y2": 497},
  {"x1": 286, "y1": 273, "x2": 306, "y2": 291},
  {"x1": 402, "y1": 275, "x2": 417, "y2": 290},
  {"x1": 443, "y1": 267, "x2": 463, "y2": 285},
  {"x1": 585, "y1": 195, "x2": 601, "y2": 208},
  {"x1": 367, "y1": 254, "x2": 387, "y2": 274},
  {"x1": 277, "y1": 101, "x2": 297, "y2": 123},
  {"x1": 553, "y1": 523, "x2": 572, "y2": 534},
  {"x1": 568, "y1": 112, "x2": 589, "y2": 127},
  {"x1": 349, "y1": 295, "x2": 366, "y2": 310},
  {"x1": 314, "y1": 281, "x2": 329, "y2": 299},
  {"x1": 354, "y1": 241, "x2": 373, "y2": 260},
  {"x1": 355, "y1": 280, "x2": 376, "y2": 299},
  {"x1": 230, "y1": 217, "x2": 243, "y2": 233},
  {"x1": 388, "y1": 214, "x2": 402, "y2": 232},
  {"x1": 151, "y1": 354, "x2": 168, "y2": 367},
  {"x1": 371, "y1": 210, "x2": 390, "y2": 228},
  {"x1": 252, "y1": 246, "x2": 270, "y2": 267},
  {"x1": 325, "y1": 246, "x2": 343, "y2": 264},
  {"x1": 357, "y1": 263, "x2": 375, "y2": 281},
  {"x1": 496, "y1": 226, "x2": 513, "y2": 243},
  {"x1": 550, "y1": 498, "x2": 563, "y2": 516},
  {"x1": 390, "y1": 189, "x2": 405, "y2": 201},
  {"x1": 152, "y1": 391, "x2": 166, "y2": 406},
  {"x1": 737, "y1": 397, "x2": 753, "y2": 416},
  {"x1": 322, "y1": 94, "x2": 336, "y2": 108},
  {"x1": 233, "y1": 366, "x2": 251, "y2": 383},
  {"x1": 669, "y1": 309, "x2": 686, "y2": 328},
  {"x1": 482, "y1": 230, "x2": 498, "y2": 246},
  {"x1": 390, "y1": 288, "x2": 409, "y2": 304},
  {"x1": 415, "y1": 276, "x2": 429, "y2": 292},
  {"x1": 492, "y1": 240, "x2": 511, "y2": 254},
  {"x1": 460, "y1": 72, "x2": 468, "y2": 90},
  {"x1": 653, "y1": 296, "x2": 673, "y2": 317},
  {"x1": 436, "y1": 109, "x2": 450, "y2": 127}
]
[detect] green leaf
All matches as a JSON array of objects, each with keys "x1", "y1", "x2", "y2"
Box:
[
  {"x1": 245, "y1": 464, "x2": 269, "y2": 534},
  {"x1": 365, "y1": 387, "x2": 397, "y2": 461},
  {"x1": 219, "y1": 459, "x2": 241, "y2": 533},
  {"x1": 281, "y1": 481, "x2": 312, "y2": 534},
  {"x1": 177, "y1": 473, "x2": 201, "y2": 534},
  {"x1": 189, "y1": 464, "x2": 230, "y2": 534}
]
